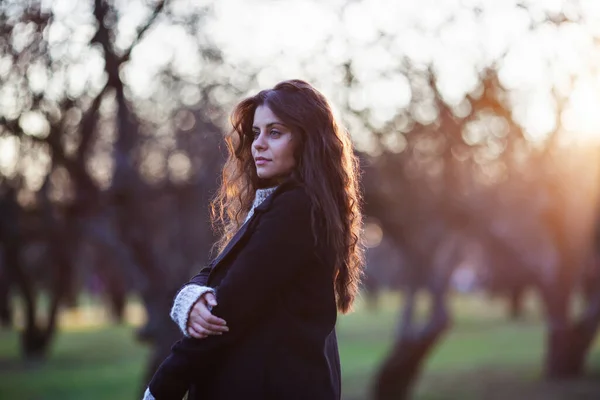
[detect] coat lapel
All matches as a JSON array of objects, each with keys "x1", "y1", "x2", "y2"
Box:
[
  {"x1": 207, "y1": 216, "x2": 254, "y2": 271},
  {"x1": 206, "y1": 179, "x2": 300, "y2": 276}
]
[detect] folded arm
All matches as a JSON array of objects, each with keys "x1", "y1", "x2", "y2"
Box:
[
  {"x1": 146, "y1": 189, "x2": 318, "y2": 399},
  {"x1": 170, "y1": 284, "x2": 215, "y2": 337}
]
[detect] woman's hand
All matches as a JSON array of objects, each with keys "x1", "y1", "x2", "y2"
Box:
[{"x1": 187, "y1": 291, "x2": 229, "y2": 339}]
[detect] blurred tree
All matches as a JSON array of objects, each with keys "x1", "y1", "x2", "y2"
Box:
[
  {"x1": 333, "y1": 2, "x2": 600, "y2": 397},
  {"x1": 0, "y1": 0, "x2": 254, "y2": 391},
  {"x1": 3, "y1": 0, "x2": 600, "y2": 398}
]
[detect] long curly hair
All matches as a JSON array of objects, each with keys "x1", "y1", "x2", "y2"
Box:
[{"x1": 211, "y1": 79, "x2": 364, "y2": 313}]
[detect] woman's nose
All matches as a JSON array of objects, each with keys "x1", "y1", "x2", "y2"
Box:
[{"x1": 253, "y1": 132, "x2": 267, "y2": 149}]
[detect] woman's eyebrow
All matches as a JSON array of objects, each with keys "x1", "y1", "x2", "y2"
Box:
[{"x1": 252, "y1": 122, "x2": 287, "y2": 130}]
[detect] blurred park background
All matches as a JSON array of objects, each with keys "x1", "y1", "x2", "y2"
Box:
[{"x1": 2, "y1": 0, "x2": 600, "y2": 399}]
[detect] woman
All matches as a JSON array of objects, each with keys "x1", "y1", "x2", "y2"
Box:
[{"x1": 143, "y1": 79, "x2": 364, "y2": 400}]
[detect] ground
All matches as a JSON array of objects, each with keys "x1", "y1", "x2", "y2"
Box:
[{"x1": 1, "y1": 292, "x2": 599, "y2": 399}]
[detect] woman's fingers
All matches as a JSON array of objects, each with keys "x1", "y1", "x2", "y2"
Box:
[
  {"x1": 203, "y1": 292, "x2": 218, "y2": 308},
  {"x1": 188, "y1": 303, "x2": 229, "y2": 334},
  {"x1": 185, "y1": 291, "x2": 229, "y2": 337},
  {"x1": 190, "y1": 321, "x2": 222, "y2": 337},
  {"x1": 191, "y1": 298, "x2": 228, "y2": 328},
  {"x1": 187, "y1": 325, "x2": 209, "y2": 339},
  {"x1": 190, "y1": 310, "x2": 228, "y2": 334},
  {"x1": 198, "y1": 306, "x2": 228, "y2": 330}
]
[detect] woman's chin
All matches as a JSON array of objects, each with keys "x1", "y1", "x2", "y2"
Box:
[{"x1": 256, "y1": 171, "x2": 271, "y2": 180}]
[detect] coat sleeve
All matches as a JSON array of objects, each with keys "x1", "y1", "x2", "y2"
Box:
[
  {"x1": 169, "y1": 285, "x2": 215, "y2": 336},
  {"x1": 146, "y1": 188, "x2": 320, "y2": 399},
  {"x1": 188, "y1": 266, "x2": 212, "y2": 286},
  {"x1": 169, "y1": 266, "x2": 214, "y2": 336}
]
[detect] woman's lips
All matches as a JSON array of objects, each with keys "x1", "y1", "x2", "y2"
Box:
[{"x1": 255, "y1": 158, "x2": 270, "y2": 165}]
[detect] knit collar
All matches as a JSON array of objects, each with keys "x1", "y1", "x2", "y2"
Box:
[{"x1": 244, "y1": 186, "x2": 279, "y2": 223}]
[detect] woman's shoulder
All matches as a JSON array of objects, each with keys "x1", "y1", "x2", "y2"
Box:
[
  {"x1": 257, "y1": 181, "x2": 312, "y2": 214},
  {"x1": 271, "y1": 185, "x2": 312, "y2": 214},
  {"x1": 275, "y1": 183, "x2": 310, "y2": 201}
]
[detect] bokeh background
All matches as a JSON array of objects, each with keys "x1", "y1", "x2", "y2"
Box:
[{"x1": 2, "y1": 0, "x2": 600, "y2": 399}]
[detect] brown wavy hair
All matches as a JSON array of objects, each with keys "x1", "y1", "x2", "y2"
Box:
[{"x1": 211, "y1": 79, "x2": 364, "y2": 313}]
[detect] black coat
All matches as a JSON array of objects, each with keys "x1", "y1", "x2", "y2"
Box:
[{"x1": 147, "y1": 181, "x2": 341, "y2": 400}]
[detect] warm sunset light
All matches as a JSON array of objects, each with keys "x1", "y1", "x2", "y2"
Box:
[
  {"x1": 4, "y1": 1, "x2": 600, "y2": 399},
  {"x1": 562, "y1": 79, "x2": 600, "y2": 144}
]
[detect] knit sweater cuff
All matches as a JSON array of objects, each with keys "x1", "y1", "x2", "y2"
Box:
[
  {"x1": 170, "y1": 284, "x2": 215, "y2": 337},
  {"x1": 142, "y1": 388, "x2": 155, "y2": 400}
]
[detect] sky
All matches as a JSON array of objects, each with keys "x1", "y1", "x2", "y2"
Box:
[
  {"x1": 122, "y1": 0, "x2": 600, "y2": 146},
  {"x1": 3, "y1": 0, "x2": 600, "y2": 178}
]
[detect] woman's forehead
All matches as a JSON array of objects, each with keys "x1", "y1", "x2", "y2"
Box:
[{"x1": 253, "y1": 105, "x2": 286, "y2": 127}]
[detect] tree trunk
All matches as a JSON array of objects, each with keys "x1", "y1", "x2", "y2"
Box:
[
  {"x1": 374, "y1": 322, "x2": 449, "y2": 400},
  {"x1": 2, "y1": 237, "x2": 54, "y2": 360},
  {"x1": 17, "y1": 244, "x2": 71, "y2": 360},
  {"x1": 551, "y1": 286, "x2": 600, "y2": 378},
  {"x1": 508, "y1": 285, "x2": 526, "y2": 321},
  {"x1": 374, "y1": 287, "x2": 450, "y2": 400},
  {"x1": 21, "y1": 325, "x2": 54, "y2": 360},
  {"x1": 546, "y1": 325, "x2": 582, "y2": 378},
  {"x1": 541, "y1": 280, "x2": 600, "y2": 379},
  {"x1": 0, "y1": 268, "x2": 12, "y2": 327}
]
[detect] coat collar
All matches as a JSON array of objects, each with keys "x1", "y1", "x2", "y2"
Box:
[
  {"x1": 254, "y1": 177, "x2": 301, "y2": 213},
  {"x1": 207, "y1": 178, "x2": 302, "y2": 271}
]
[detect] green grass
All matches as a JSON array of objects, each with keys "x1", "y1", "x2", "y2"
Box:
[
  {"x1": 0, "y1": 327, "x2": 149, "y2": 400},
  {"x1": 1, "y1": 292, "x2": 600, "y2": 399}
]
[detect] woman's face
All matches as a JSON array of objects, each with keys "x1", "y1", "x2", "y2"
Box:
[{"x1": 251, "y1": 105, "x2": 297, "y2": 183}]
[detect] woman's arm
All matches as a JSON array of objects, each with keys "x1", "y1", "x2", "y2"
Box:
[
  {"x1": 145, "y1": 188, "x2": 319, "y2": 399},
  {"x1": 171, "y1": 267, "x2": 228, "y2": 337},
  {"x1": 188, "y1": 266, "x2": 213, "y2": 287},
  {"x1": 170, "y1": 285, "x2": 215, "y2": 336}
]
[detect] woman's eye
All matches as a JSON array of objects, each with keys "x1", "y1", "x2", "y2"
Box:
[
  {"x1": 270, "y1": 130, "x2": 281, "y2": 137},
  {"x1": 252, "y1": 131, "x2": 260, "y2": 139}
]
